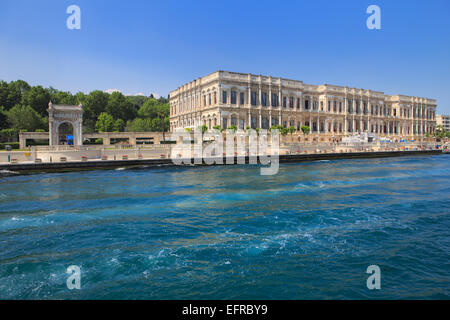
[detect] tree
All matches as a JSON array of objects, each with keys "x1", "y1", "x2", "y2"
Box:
[
  {"x1": 126, "y1": 118, "x2": 152, "y2": 132},
  {"x1": 21, "y1": 85, "x2": 51, "y2": 116},
  {"x1": 106, "y1": 92, "x2": 136, "y2": 122},
  {"x1": 0, "y1": 80, "x2": 31, "y2": 111},
  {"x1": 50, "y1": 89, "x2": 77, "y2": 105},
  {"x1": 0, "y1": 106, "x2": 7, "y2": 129},
  {"x1": 288, "y1": 126, "x2": 296, "y2": 135},
  {"x1": 95, "y1": 112, "x2": 115, "y2": 132},
  {"x1": 269, "y1": 125, "x2": 288, "y2": 135},
  {"x1": 156, "y1": 104, "x2": 169, "y2": 141},
  {"x1": 114, "y1": 118, "x2": 125, "y2": 132},
  {"x1": 198, "y1": 125, "x2": 208, "y2": 134},
  {"x1": 301, "y1": 125, "x2": 310, "y2": 135},
  {"x1": 5, "y1": 104, "x2": 46, "y2": 132},
  {"x1": 82, "y1": 90, "x2": 109, "y2": 124},
  {"x1": 138, "y1": 98, "x2": 160, "y2": 119}
]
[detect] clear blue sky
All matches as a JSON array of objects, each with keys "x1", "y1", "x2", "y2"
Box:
[{"x1": 1, "y1": 0, "x2": 449, "y2": 113}]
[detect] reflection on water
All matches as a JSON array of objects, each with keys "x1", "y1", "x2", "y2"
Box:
[{"x1": 0, "y1": 155, "x2": 449, "y2": 299}]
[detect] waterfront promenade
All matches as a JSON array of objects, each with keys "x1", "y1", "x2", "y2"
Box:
[{"x1": 0, "y1": 148, "x2": 444, "y2": 174}]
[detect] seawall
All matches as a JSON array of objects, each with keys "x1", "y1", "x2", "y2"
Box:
[{"x1": 0, "y1": 150, "x2": 443, "y2": 174}]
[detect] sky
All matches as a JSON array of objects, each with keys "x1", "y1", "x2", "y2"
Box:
[{"x1": 1, "y1": 0, "x2": 450, "y2": 113}]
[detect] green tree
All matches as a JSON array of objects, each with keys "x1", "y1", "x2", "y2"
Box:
[
  {"x1": 0, "y1": 106, "x2": 7, "y2": 129},
  {"x1": 301, "y1": 125, "x2": 310, "y2": 135},
  {"x1": 0, "y1": 80, "x2": 31, "y2": 111},
  {"x1": 156, "y1": 103, "x2": 169, "y2": 140},
  {"x1": 21, "y1": 85, "x2": 51, "y2": 116},
  {"x1": 288, "y1": 126, "x2": 296, "y2": 135},
  {"x1": 106, "y1": 92, "x2": 137, "y2": 122},
  {"x1": 95, "y1": 112, "x2": 115, "y2": 132},
  {"x1": 138, "y1": 98, "x2": 160, "y2": 119},
  {"x1": 50, "y1": 89, "x2": 77, "y2": 105},
  {"x1": 5, "y1": 104, "x2": 46, "y2": 132},
  {"x1": 198, "y1": 125, "x2": 208, "y2": 134},
  {"x1": 82, "y1": 90, "x2": 109, "y2": 132},
  {"x1": 126, "y1": 118, "x2": 152, "y2": 132},
  {"x1": 114, "y1": 118, "x2": 125, "y2": 132}
]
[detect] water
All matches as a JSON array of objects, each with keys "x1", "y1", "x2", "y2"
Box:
[{"x1": 0, "y1": 155, "x2": 449, "y2": 299}]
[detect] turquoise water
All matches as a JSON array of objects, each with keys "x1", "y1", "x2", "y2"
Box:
[{"x1": 0, "y1": 155, "x2": 449, "y2": 299}]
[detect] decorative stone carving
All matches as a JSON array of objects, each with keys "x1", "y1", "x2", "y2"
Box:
[{"x1": 47, "y1": 102, "x2": 83, "y2": 146}]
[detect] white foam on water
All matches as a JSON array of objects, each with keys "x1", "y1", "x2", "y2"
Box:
[{"x1": 0, "y1": 169, "x2": 18, "y2": 175}]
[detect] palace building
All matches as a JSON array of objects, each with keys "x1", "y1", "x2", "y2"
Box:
[{"x1": 169, "y1": 71, "x2": 437, "y2": 138}]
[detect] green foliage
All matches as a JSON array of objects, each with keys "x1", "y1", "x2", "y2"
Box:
[
  {"x1": 0, "y1": 142, "x2": 20, "y2": 150},
  {"x1": 21, "y1": 85, "x2": 51, "y2": 116},
  {"x1": 138, "y1": 98, "x2": 161, "y2": 119},
  {"x1": 0, "y1": 80, "x2": 168, "y2": 134},
  {"x1": 5, "y1": 104, "x2": 46, "y2": 132},
  {"x1": 227, "y1": 125, "x2": 237, "y2": 132},
  {"x1": 198, "y1": 125, "x2": 208, "y2": 134},
  {"x1": 35, "y1": 129, "x2": 45, "y2": 132},
  {"x1": 270, "y1": 125, "x2": 288, "y2": 135},
  {"x1": 185, "y1": 128, "x2": 191, "y2": 133},
  {"x1": 126, "y1": 118, "x2": 152, "y2": 132},
  {"x1": 213, "y1": 125, "x2": 222, "y2": 132},
  {"x1": 301, "y1": 125, "x2": 310, "y2": 135},
  {"x1": 95, "y1": 112, "x2": 115, "y2": 133},
  {"x1": 106, "y1": 92, "x2": 137, "y2": 122},
  {"x1": 0, "y1": 106, "x2": 8, "y2": 129},
  {"x1": 114, "y1": 118, "x2": 125, "y2": 132},
  {"x1": 287, "y1": 126, "x2": 296, "y2": 134},
  {"x1": 0, "y1": 80, "x2": 31, "y2": 111}
]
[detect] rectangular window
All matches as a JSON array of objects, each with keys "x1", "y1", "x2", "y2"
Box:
[
  {"x1": 222, "y1": 91, "x2": 227, "y2": 104},
  {"x1": 240, "y1": 92, "x2": 244, "y2": 105},
  {"x1": 214, "y1": 92, "x2": 217, "y2": 104},
  {"x1": 272, "y1": 93, "x2": 278, "y2": 107},
  {"x1": 289, "y1": 97, "x2": 294, "y2": 108},
  {"x1": 328, "y1": 101, "x2": 331, "y2": 112},
  {"x1": 262, "y1": 93, "x2": 267, "y2": 106},
  {"x1": 297, "y1": 98, "x2": 301, "y2": 109},
  {"x1": 208, "y1": 93, "x2": 211, "y2": 105},
  {"x1": 333, "y1": 101, "x2": 337, "y2": 112},
  {"x1": 283, "y1": 121, "x2": 287, "y2": 128},
  {"x1": 305, "y1": 100, "x2": 309, "y2": 110},
  {"x1": 251, "y1": 116, "x2": 257, "y2": 129},
  {"x1": 283, "y1": 97, "x2": 287, "y2": 108},
  {"x1": 251, "y1": 91, "x2": 257, "y2": 106},
  {"x1": 231, "y1": 91, "x2": 236, "y2": 104}
]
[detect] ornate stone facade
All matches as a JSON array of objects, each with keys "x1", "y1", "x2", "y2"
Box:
[
  {"x1": 436, "y1": 114, "x2": 450, "y2": 131},
  {"x1": 169, "y1": 71, "x2": 437, "y2": 138},
  {"x1": 47, "y1": 102, "x2": 83, "y2": 146}
]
